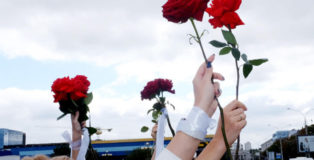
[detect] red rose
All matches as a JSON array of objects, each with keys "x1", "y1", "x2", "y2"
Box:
[
  {"x1": 51, "y1": 75, "x2": 90, "y2": 102},
  {"x1": 51, "y1": 77, "x2": 73, "y2": 102},
  {"x1": 162, "y1": 0, "x2": 210, "y2": 23},
  {"x1": 141, "y1": 79, "x2": 175, "y2": 100},
  {"x1": 157, "y1": 78, "x2": 175, "y2": 94},
  {"x1": 71, "y1": 75, "x2": 90, "y2": 100},
  {"x1": 206, "y1": 0, "x2": 244, "y2": 29}
]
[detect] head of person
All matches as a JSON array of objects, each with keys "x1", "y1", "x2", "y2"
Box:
[
  {"x1": 22, "y1": 155, "x2": 49, "y2": 160},
  {"x1": 51, "y1": 156, "x2": 72, "y2": 160}
]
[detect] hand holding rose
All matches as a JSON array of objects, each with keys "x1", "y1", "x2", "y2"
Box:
[{"x1": 193, "y1": 54, "x2": 224, "y2": 117}]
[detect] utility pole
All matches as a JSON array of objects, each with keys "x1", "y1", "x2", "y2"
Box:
[
  {"x1": 279, "y1": 138, "x2": 283, "y2": 160},
  {"x1": 267, "y1": 124, "x2": 292, "y2": 160}
]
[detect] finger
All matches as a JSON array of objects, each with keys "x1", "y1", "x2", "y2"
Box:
[
  {"x1": 226, "y1": 100, "x2": 247, "y2": 112},
  {"x1": 194, "y1": 60, "x2": 208, "y2": 80},
  {"x1": 194, "y1": 54, "x2": 215, "y2": 82},
  {"x1": 204, "y1": 54, "x2": 215, "y2": 79},
  {"x1": 236, "y1": 113, "x2": 246, "y2": 121},
  {"x1": 213, "y1": 82, "x2": 221, "y2": 96},
  {"x1": 241, "y1": 113, "x2": 246, "y2": 120},
  {"x1": 212, "y1": 72, "x2": 225, "y2": 81},
  {"x1": 193, "y1": 64, "x2": 206, "y2": 84},
  {"x1": 237, "y1": 120, "x2": 247, "y2": 129},
  {"x1": 230, "y1": 108, "x2": 244, "y2": 116},
  {"x1": 235, "y1": 101, "x2": 247, "y2": 111},
  {"x1": 207, "y1": 54, "x2": 215, "y2": 65},
  {"x1": 81, "y1": 121, "x2": 86, "y2": 128}
]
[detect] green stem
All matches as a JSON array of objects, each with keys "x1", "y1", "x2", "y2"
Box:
[
  {"x1": 218, "y1": 103, "x2": 233, "y2": 160},
  {"x1": 229, "y1": 26, "x2": 240, "y2": 160},
  {"x1": 189, "y1": 18, "x2": 207, "y2": 64},
  {"x1": 166, "y1": 116, "x2": 175, "y2": 137},
  {"x1": 190, "y1": 18, "x2": 232, "y2": 160},
  {"x1": 235, "y1": 59, "x2": 241, "y2": 160}
]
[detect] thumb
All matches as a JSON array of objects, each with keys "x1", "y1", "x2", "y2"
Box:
[{"x1": 204, "y1": 54, "x2": 215, "y2": 79}]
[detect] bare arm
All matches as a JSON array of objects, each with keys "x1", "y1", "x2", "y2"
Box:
[
  {"x1": 164, "y1": 54, "x2": 224, "y2": 160},
  {"x1": 151, "y1": 124, "x2": 157, "y2": 160},
  {"x1": 165, "y1": 131, "x2": 201, "y2": 160},
  {"x1": 71, "y1": 111, "x2": 86, "y2": 160}
]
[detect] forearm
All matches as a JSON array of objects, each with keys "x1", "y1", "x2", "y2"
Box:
[
  {"x1": 166, "y1": 131, "x2": 200, "y2": 160},
  {"x1": 151, "y1": 147, "x2": 156, "y2": 160},
  {"x1": 72, "y1": 150, "x2": 79, "y2": 160},
  {"x1": 196, "y1": 137, "x2": 225, "y2": 160},
  {"x1": 71, "y1": 129, "x2": 82, "y2": 160}
]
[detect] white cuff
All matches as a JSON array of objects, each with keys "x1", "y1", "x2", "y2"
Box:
[
  {"x1": 71, "y1": 139, "x2": 81, "y2": 150},
  {"x1": 176, "y1": 107, "x2": 216, "y2": 141},
  {"x1": 62, "y1": 131, "x2": 81, "y2": 150}
]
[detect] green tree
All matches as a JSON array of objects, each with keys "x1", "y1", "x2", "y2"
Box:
[{"x1": 264, "y1": 124, "x2": 314, "y2": 160}]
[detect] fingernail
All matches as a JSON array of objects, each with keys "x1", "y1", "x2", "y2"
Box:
[{"x1": 207, "y1": 61, "x2": 212, "y2": 68}]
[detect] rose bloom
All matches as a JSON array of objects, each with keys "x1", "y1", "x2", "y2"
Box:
[
  {"x1": 206, "y1": 0, "x2": 244, "y2": 29},
  {"x1": 72, "y1": 75, "x2": 90, "y2": 100},
  {"x1": 141, "y1": 79, "x2": 175, "y2": 100},
  {"x1": 162, "y1": 0, "x2": 210, "y2": 23},
  {"x1": 51, "y1": 75, "x2": 90, "y2": 102}
]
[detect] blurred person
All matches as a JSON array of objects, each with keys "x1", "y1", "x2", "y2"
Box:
[{"x1": 21, "y1": 112, "x2": 86, "y2": 160}]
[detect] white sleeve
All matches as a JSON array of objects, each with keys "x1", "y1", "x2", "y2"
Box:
[{"x1": 156, "y1": 148, "x2": 181, "y2": 160}]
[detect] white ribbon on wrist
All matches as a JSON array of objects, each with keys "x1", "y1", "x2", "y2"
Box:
[
  {"x1": 62, "y1": 128, "x2": 90, "y2": 160},
  {"x1": 155, "y1": 108, "x2": 168, "y2": 159},
  {"x1": 177, "y1": 107, "x2": 216, "y2": 141},
  {"x1": 77, "y1": 128, "x2": 90, "y2": 160}
]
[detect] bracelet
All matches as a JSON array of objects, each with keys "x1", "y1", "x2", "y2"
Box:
[
  {"x1": 71, "y1": 139, "x2": 81, "y2": 150},
  {"x1": 176, "y1": 107, "x2": 216, "y2": 141}
]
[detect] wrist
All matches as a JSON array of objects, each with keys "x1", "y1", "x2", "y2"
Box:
[
  {"x1": 177, "y1": 107, "x2": 216, "y2": 141},
  {"x1": 194, "y1": 105, "x2": 214, "y2": 118},
  {"x1": 211, "y1": 136, "x2": 226, "y2": 154},
  {"x1": 193, "y1": 104, "x2": 207, "y2": 114},
  {"x1": 71, "y1": 139, "x2": 81, "y2": 150},
  {"x1": 72, "y1": 131, "x2": 82, "y2": 142}
]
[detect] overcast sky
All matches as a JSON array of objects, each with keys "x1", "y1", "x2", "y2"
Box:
[{"x1": 0, "y1": 0, "x2": 314, "y2": 149}]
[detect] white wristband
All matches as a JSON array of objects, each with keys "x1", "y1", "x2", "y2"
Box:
[
  {"x1": 71, "y1": 139, "x2": 81, "y2": 150},
  {"x1": 176, "y1": 107, "x2": 216, "y2": 141}
]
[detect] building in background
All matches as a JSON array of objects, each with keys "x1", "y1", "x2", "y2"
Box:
[
  {"x1": 261, "y1": 129, "x2": 298, "y2": 152},
  {"x1": 230, "y1": 142, "x2": 252, "y2": 160},
  {"x1": 244, "y1": 142, "x2": 251, "y2": 151},
  {"x1": 231, "y1": 142, "x2": 243, "y2": 151},
  {"x1": 0, "y1": 129, "x2": 25, "y2": 149},
  {"x1": 272, "y1": 129, "x2": 297, "y2": 141},
  {"x1": 261, "y1": 139, "x2": 274, "y2": 152}
]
